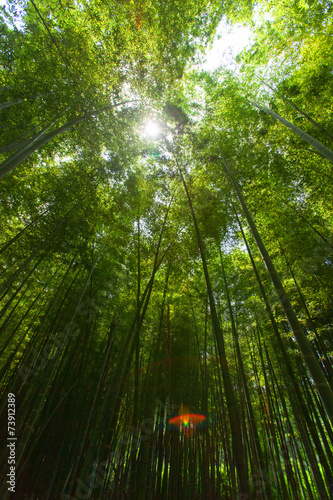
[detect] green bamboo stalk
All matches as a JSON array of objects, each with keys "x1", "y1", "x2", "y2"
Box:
[
  {"x1": 178, "y1": 162, "x2": 250, "y2": 497},
  {"x1": 222, "y1": 152, "x2": 333, "y2": 423},
  {"x1": 251, "y1": 101, "x2": 333, "y2": 163}
]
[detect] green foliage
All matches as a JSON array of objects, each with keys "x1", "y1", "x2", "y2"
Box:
[{"x1": 0, "y1": 0, "x2": 333, "y2": 498}]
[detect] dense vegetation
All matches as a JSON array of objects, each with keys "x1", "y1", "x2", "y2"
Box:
[{"x1": 0, "y1": 0, "x2": 332, "y2": 498}]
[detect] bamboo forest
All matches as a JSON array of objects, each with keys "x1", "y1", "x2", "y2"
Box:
[{"x1": 1, "y1": 0, "x2": 333, "y2": 498}]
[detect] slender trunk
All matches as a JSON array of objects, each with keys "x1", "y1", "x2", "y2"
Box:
[
  {"x1": 73, "y1": 209, "x2": 170, "y2": 498},
  {"x1": 271, "y1": 190, "x2": 333, "y2": 250},
  {"x1": 236, "y1": 209, "x2": 331, "y2": 497},
  {"x1": 250, "y1": 345, "x2": 286, "y2": 498},
  {"x1": 6, "y1": 250, "x2": 103, "y2": 500},
  {"x1": 0, "y1": 98, "x2": 24, "y2": 110},
  {"x1": 0, "y1": 121, "x2": 48, "y2": 154},
  {"x1": 0, "y1": 139, "x2": 30, "y2": 155},
  {"x1": 0, "y1": 118, "x2": 64, "y2": 175},
  {"x1": 129, "y1": 216, "x2": 141, "y2": 497},
  {"x1": 262, "y1": 81, "x2": 333, "y2": 141},
  {"x1": 296, "y1": 214, "x2": 333, "y2": 250},
  {"x1": 178, "y1": 163, "x2": 250, "y2": 497},
  {"x1": 0, "y1": 102, "x2": 130, "y2": 178},
  {"x1": 0, "y1": 258, "x2": 43, "y2": 356},
  {"x1": 0, "y1": 209, "x2": 48, "y2": 255},
  {"x1": 219, "y1": 248, "x2": 272, "y2": 500},
  {"x1": 222, "y1": 153, "x2": 333, "y2": 423},
  {"x1": 133, "y1": 216, "x2": 141, "y2": 428},
  {"x1": 299, "y1": 364, "x2": 333, "y2": 496},
  {"x1": 0, "y1": 289, "x2": 42, "y2": 383},
  {"x1": 280, "y1": 245, "x2": 333, "y2": 386},
  {"x1": 0, "y1": 245, "x2": 46, "y2": 299},
  {"x1": 257, "y1": 329, "x2": 292, "y2": 499},
  {"x1": 63, "y1": 319, "x2": 117, "y2": 494},
  {"x1": 0, "y1": 213, "x2": 69, "y2": 298},
  {"x1": 263, "y1": 344, "x2": 301, "y2": 499},
  {"x1": 284, "y1": 99, "x2": 333, "y2": 140},
  {"x1": 251, "y1": 101, "x2": 333, "y2": 163},
  {"x1": 0, "y1": 117, "x2": 85, "y2": 178}
]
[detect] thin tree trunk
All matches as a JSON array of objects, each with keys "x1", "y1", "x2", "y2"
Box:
[
  {"x1": 5, "y1": 250, "x2": 103, "y2": 500},
  {"x1": 0, "y1": 98, "x2": 24, "y2": 110},
  {"x1": 237, "y1": 208, "x2": 330, "y2": 497},
  {"x1": 251, "y1": 101, "x2": 333, "y2": 163},
  {"x1": 72, "y1": 208, "x2": 170, "y2": 498},
  {"x1": 262, "y1": 81, "x2": 333, "y2": 141},
  {"x1": 238, "y1": 210, "x2": 330, "y2": 498},
  {"x1": 280, "y1": 245, "x2": 333, "y2": 386},
  {"x1": 0, "y1": 209, "x2": 48, "y2": 255},
  {"x1": 219, "y1": 247, "x2": 272, "y2": 500},
  {"x1": 0, "y1": 139, "x2": 30, "y2": 155},
  {"x1": 63, "y1": 319, "x2": 117, "y2": 496},
  {"x1": 0, "y1": 213, "x2": 69, "y2": 298},
  {"x1": 0, "y1": 117, "x2": 85, "y2": 178},
  {"x1": 0, "y1": 102, "x2": 131, "y2": 178},
  {"x1": 178, "y1": 162, "x2": 250, "y2": 497},
  {"x1": 221, "y1": 152, "x2": 333, "y2": 423}
]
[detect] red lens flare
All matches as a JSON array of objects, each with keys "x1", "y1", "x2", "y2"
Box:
[{"x1": 168, "y1": 413, "x2": 206, "y2": 436}]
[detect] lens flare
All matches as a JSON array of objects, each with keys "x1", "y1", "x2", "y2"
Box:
[{"x1": 168, "y1": 406, "x2": 206, "y2": 436}]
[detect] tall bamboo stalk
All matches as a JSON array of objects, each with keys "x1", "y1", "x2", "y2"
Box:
[
  {"x1": 221, "y1": 152, "x2": 333, "y2": 423},
  {"x1": 178, "y1": 161, "x2": 250, "y2": 497},
  {"x1": 251, "y1": 101, "x2": 333, "y2": 163}
]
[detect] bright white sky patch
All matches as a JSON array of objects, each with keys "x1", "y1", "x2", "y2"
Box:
[
  {"x1": 143, "y1": 120, "x2": 161, "y2": 140},
  {"x1": 201, "y1": 20, "x2": 254, "y2": 72}
]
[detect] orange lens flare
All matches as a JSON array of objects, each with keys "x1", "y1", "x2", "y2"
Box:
[{"x1": 168, "y1": 413, "x2": 206, "y2": 436}]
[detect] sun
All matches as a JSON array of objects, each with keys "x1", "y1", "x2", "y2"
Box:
[{"x1": 143, "y1": 119, "x2": 161, "y2": 140}]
